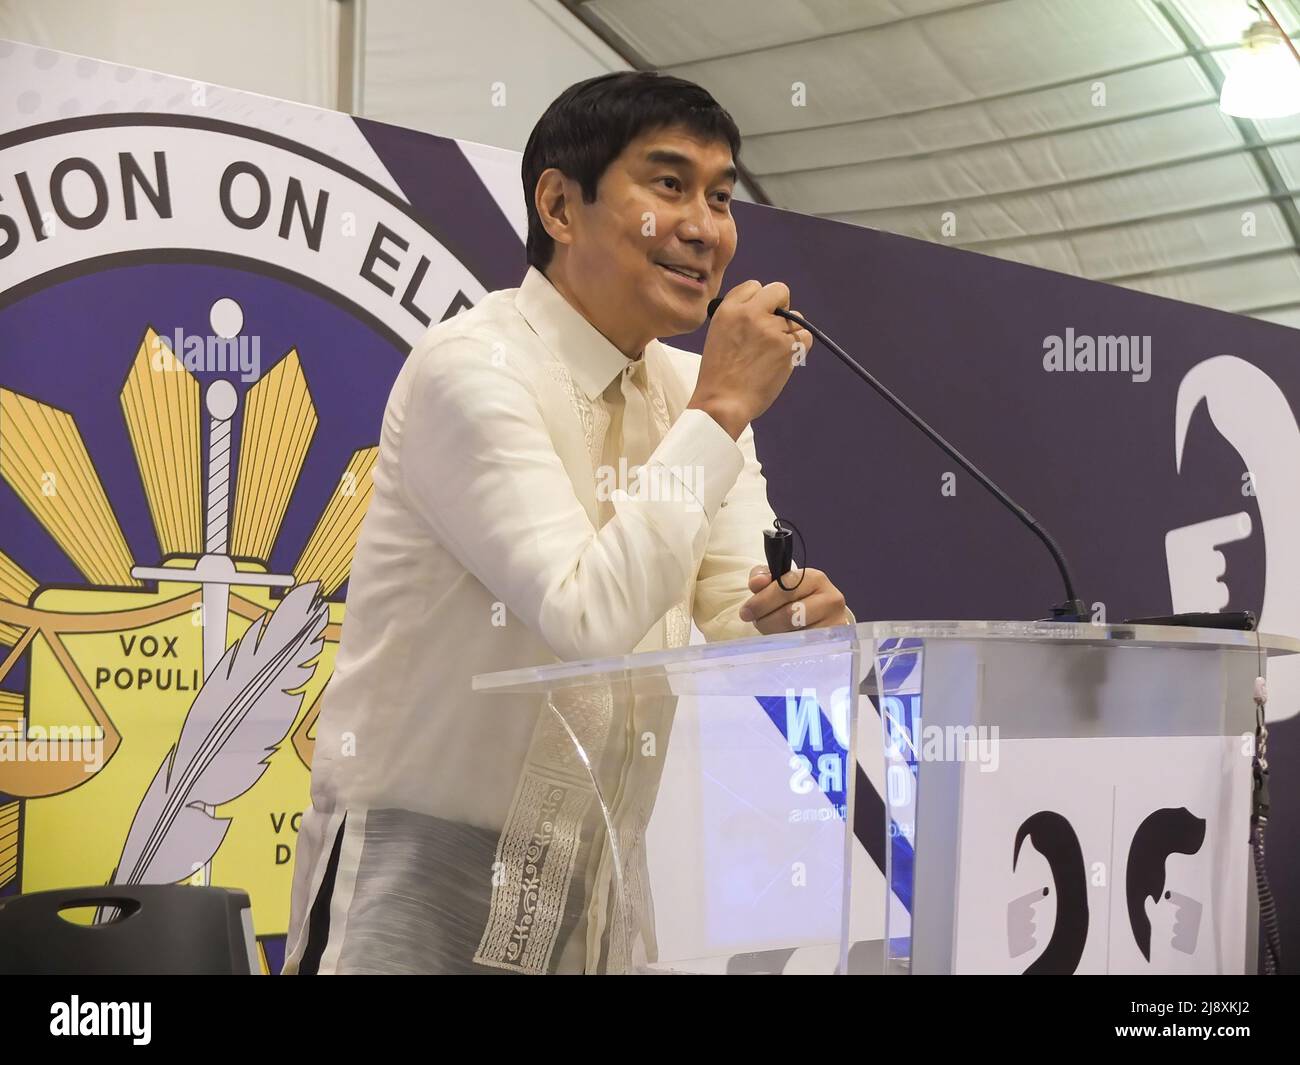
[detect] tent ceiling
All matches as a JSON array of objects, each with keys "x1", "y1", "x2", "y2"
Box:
[{"x1": 569, "y1": 0, "x2": 1300, "y2": 329}]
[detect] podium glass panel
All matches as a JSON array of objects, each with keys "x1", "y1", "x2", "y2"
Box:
[{"x1": 473, "y1": 627, "x2": 861, "y2": 974}]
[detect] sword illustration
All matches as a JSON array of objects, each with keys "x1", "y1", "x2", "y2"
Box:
[
  {"x1": 129, "y1": 379, "x2": 295, "y2": 888},
  {"x1": 131, "y1": 380, "x2": 296, "y2": 678}
]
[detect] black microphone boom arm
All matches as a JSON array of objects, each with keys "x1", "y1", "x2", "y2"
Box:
[{"x1": 706, "y1": 297, "x2": 1087, "y2": 622}]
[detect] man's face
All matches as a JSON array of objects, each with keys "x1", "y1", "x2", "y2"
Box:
[{"x1": 565, "y1": 124, "x2": 739, "y2": 341}]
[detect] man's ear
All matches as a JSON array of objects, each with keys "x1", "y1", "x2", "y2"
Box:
[{"x1": 535, "y1": 168, "x2": 575, "y2": 253}]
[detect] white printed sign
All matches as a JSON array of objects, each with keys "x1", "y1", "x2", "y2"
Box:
[{"x1": 953, "y1": 736, "x2": 1250, "y2": 974}]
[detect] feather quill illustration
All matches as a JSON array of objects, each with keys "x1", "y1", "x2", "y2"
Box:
[{"x1": 110, "y1": 582, "x2": 329, "y2": 888}]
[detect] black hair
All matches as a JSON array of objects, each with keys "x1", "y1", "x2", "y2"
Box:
[
  {"x1": 1126, "y1": 806, "x2": 1206, "y2": 961},
  {"x1": 1013, "y1": 810, "x2": 1090, "y2": 975},
  {"x1": 521, "y1": 71, "x2": 742, "y2": 270}
]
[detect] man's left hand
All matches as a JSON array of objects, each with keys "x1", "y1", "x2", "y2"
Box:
[{"x1": 738, "y1": 566, "x2": 851, "y2": 633}]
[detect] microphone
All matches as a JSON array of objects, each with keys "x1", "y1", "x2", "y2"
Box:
[{"x1": 706, "y1": 296, "x2": 1087, "y2": 622}]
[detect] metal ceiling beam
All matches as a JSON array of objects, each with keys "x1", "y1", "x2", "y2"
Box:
[
  {"x1": 656, "y1": 0, "x2": 1016, "y2": 70},
  {"x1": 738, "y1": 47, "x2": 1236, "y2": 140},
  {"x1": 1097, "y1": 245, "x2": 1296, "y2": 284},
  {"x1": 557, "y1": 0, "x2": 774, "y2": 206},
  {"x1": 1240, "y1": 298, "x2": 1300, "y2": 315},
  {"x1": 950, "y1": 190, "x2": 1300, "y2": 250},
  {"x1": 334, "y1": 0, "x2": 366, "y2": 115},
  {"x1": 810, "y1": 131, "x2": 1300, "y2": 217},
  {"x1": 750, "y1": 96, "x2": 1221, "y2": 177}
]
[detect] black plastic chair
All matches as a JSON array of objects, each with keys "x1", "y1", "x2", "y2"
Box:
[{"x1": 0, "y1": 885, "x2": 259, "y2": 975}]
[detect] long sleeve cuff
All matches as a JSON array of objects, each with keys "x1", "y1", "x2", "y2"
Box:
[{"x1": 640, "y1": 407, "x2": 744, "y2": 521}]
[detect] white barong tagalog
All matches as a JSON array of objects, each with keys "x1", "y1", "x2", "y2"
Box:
[{"x1": 283, "y1": 267, "x2": 777, "y2": 974}]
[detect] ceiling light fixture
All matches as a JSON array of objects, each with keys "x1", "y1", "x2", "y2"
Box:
[{"x1": 1219, "y1": 1, "x2": 1300, "y2": 118}]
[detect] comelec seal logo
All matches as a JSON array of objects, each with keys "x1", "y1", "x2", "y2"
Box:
[{"x1": 0, "y1": 104, "x2": 486, "y2": 968}]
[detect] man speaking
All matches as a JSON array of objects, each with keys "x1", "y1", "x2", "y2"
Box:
[{"x1": 284, "y1": 71, "x2": 850, "y2": 974}]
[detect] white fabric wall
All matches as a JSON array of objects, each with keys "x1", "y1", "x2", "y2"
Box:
[
  {"x1": 0, "y1": 1, "x2": 759, "y2": 200},
  {"x1": 0, "y1": 0, "x2": 340, "y2": 109},
  {"x1": 0, "y1": 0, "x2": 627, "y2": 149},
  {"x1": 363, "y1": 0, "x2": 629, "y2": 149}
]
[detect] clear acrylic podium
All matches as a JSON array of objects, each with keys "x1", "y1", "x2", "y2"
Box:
[{"x1": 473, "y1": 620, "x2": 1299, "y2": 974}]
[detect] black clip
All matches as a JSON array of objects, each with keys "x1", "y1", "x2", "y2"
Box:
[
  {"x1": 763, "y1": 518, "x2": 806, "y2": 592},
  {"x1": 1253, "y1": 763, "x2": 1271, "y2": 822}
]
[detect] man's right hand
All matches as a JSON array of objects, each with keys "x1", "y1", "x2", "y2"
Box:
[{"x1": 686, "y1": 280, "x2": 813, "y2": 440}]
